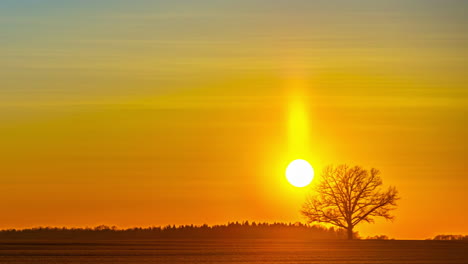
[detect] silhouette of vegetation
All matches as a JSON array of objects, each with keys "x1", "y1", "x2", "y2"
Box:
[
  {"x1": 0, "y1": 222, "x2": 349, "y2": 241},
  {"x1": 366, "y1": 235, "x2": 393, "y2": 240},
  {"x1": 301, "y1": 165, "x2": 399, "y2": 240},
  {"x1": 430, "y1": 234, "x2": 468, "y2": 241}
]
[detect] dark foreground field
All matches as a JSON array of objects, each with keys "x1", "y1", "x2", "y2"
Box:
[{"x1": 0, "y1": 239, "x2": 467, "y2": 264}]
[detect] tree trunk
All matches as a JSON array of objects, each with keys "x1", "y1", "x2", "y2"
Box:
[{"x1": 347, "y1": 226, "x2": 353, "y2": 240}]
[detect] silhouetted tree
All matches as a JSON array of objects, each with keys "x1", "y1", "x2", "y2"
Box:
[{"x1": 301, "y1": 165, "x2": 399, "y2": 240}]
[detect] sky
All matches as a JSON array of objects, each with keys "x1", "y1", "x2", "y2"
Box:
[{"x1": 0, "y1": 0, "x2": 467, "y2": 239}]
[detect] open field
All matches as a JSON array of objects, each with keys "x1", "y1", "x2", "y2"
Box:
[{"x1": 0, "y1": 239, "x2": 467, "y2": 264}]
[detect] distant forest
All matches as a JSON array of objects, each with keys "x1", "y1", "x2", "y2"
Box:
[
  {"x1": 430, "y1": 235, "x2": 468, "y2": 241},
  {"x1": 0, "y1": 222, "x2": 349, "y2": 240}
]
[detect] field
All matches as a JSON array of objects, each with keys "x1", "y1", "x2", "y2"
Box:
[{"x1": 0, "y1": 239, "x2": 467, "y2": 264}]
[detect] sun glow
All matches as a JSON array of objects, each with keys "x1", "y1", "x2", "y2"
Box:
[
  {"x1": 285, "y1": 77, "x2": 314, "y2": 188},
  {"x1": 286, "y1": 159, "x2": 314, "y2": 187},
  {"x1": 288, "y1": 90, "x2": 309, "y2": 156}
]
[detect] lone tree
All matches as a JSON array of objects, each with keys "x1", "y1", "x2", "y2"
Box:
[{"x1": 301, "y1": 165, "x2": 399, "y2": 240}]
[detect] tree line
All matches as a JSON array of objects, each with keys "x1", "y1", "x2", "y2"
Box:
[
  {"x1": 0, "y1": 222, "x2": 349, "y2": 240},
  {"x1": 430, "y1": 235, "x2": 468, "y2": 241}
]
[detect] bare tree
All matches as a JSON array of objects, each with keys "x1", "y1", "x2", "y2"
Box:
[{"x1": 301, "y1": 165, "x2": 399, "y2": 240}]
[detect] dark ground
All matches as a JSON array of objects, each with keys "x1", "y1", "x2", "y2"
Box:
[{"x1": 0, "y1": 239, "x2": 467, "y2": 264}]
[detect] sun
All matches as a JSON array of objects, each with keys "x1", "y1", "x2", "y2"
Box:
[{"x1": 286, "y1": 159, "x2": 314, "y2": 187}]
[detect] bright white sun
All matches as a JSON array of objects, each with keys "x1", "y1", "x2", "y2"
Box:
[{"x1": 286, "y1": 159, "x2": 314, "y2": 187}]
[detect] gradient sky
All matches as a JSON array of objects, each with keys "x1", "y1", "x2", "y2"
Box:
[{"x1": 1, "y1": 0, "x2": 467, "y2": 239}]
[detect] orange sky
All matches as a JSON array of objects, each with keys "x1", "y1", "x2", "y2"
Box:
[{"x1": 0, "y1": 1, "x2": 467, "y2": 239}]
